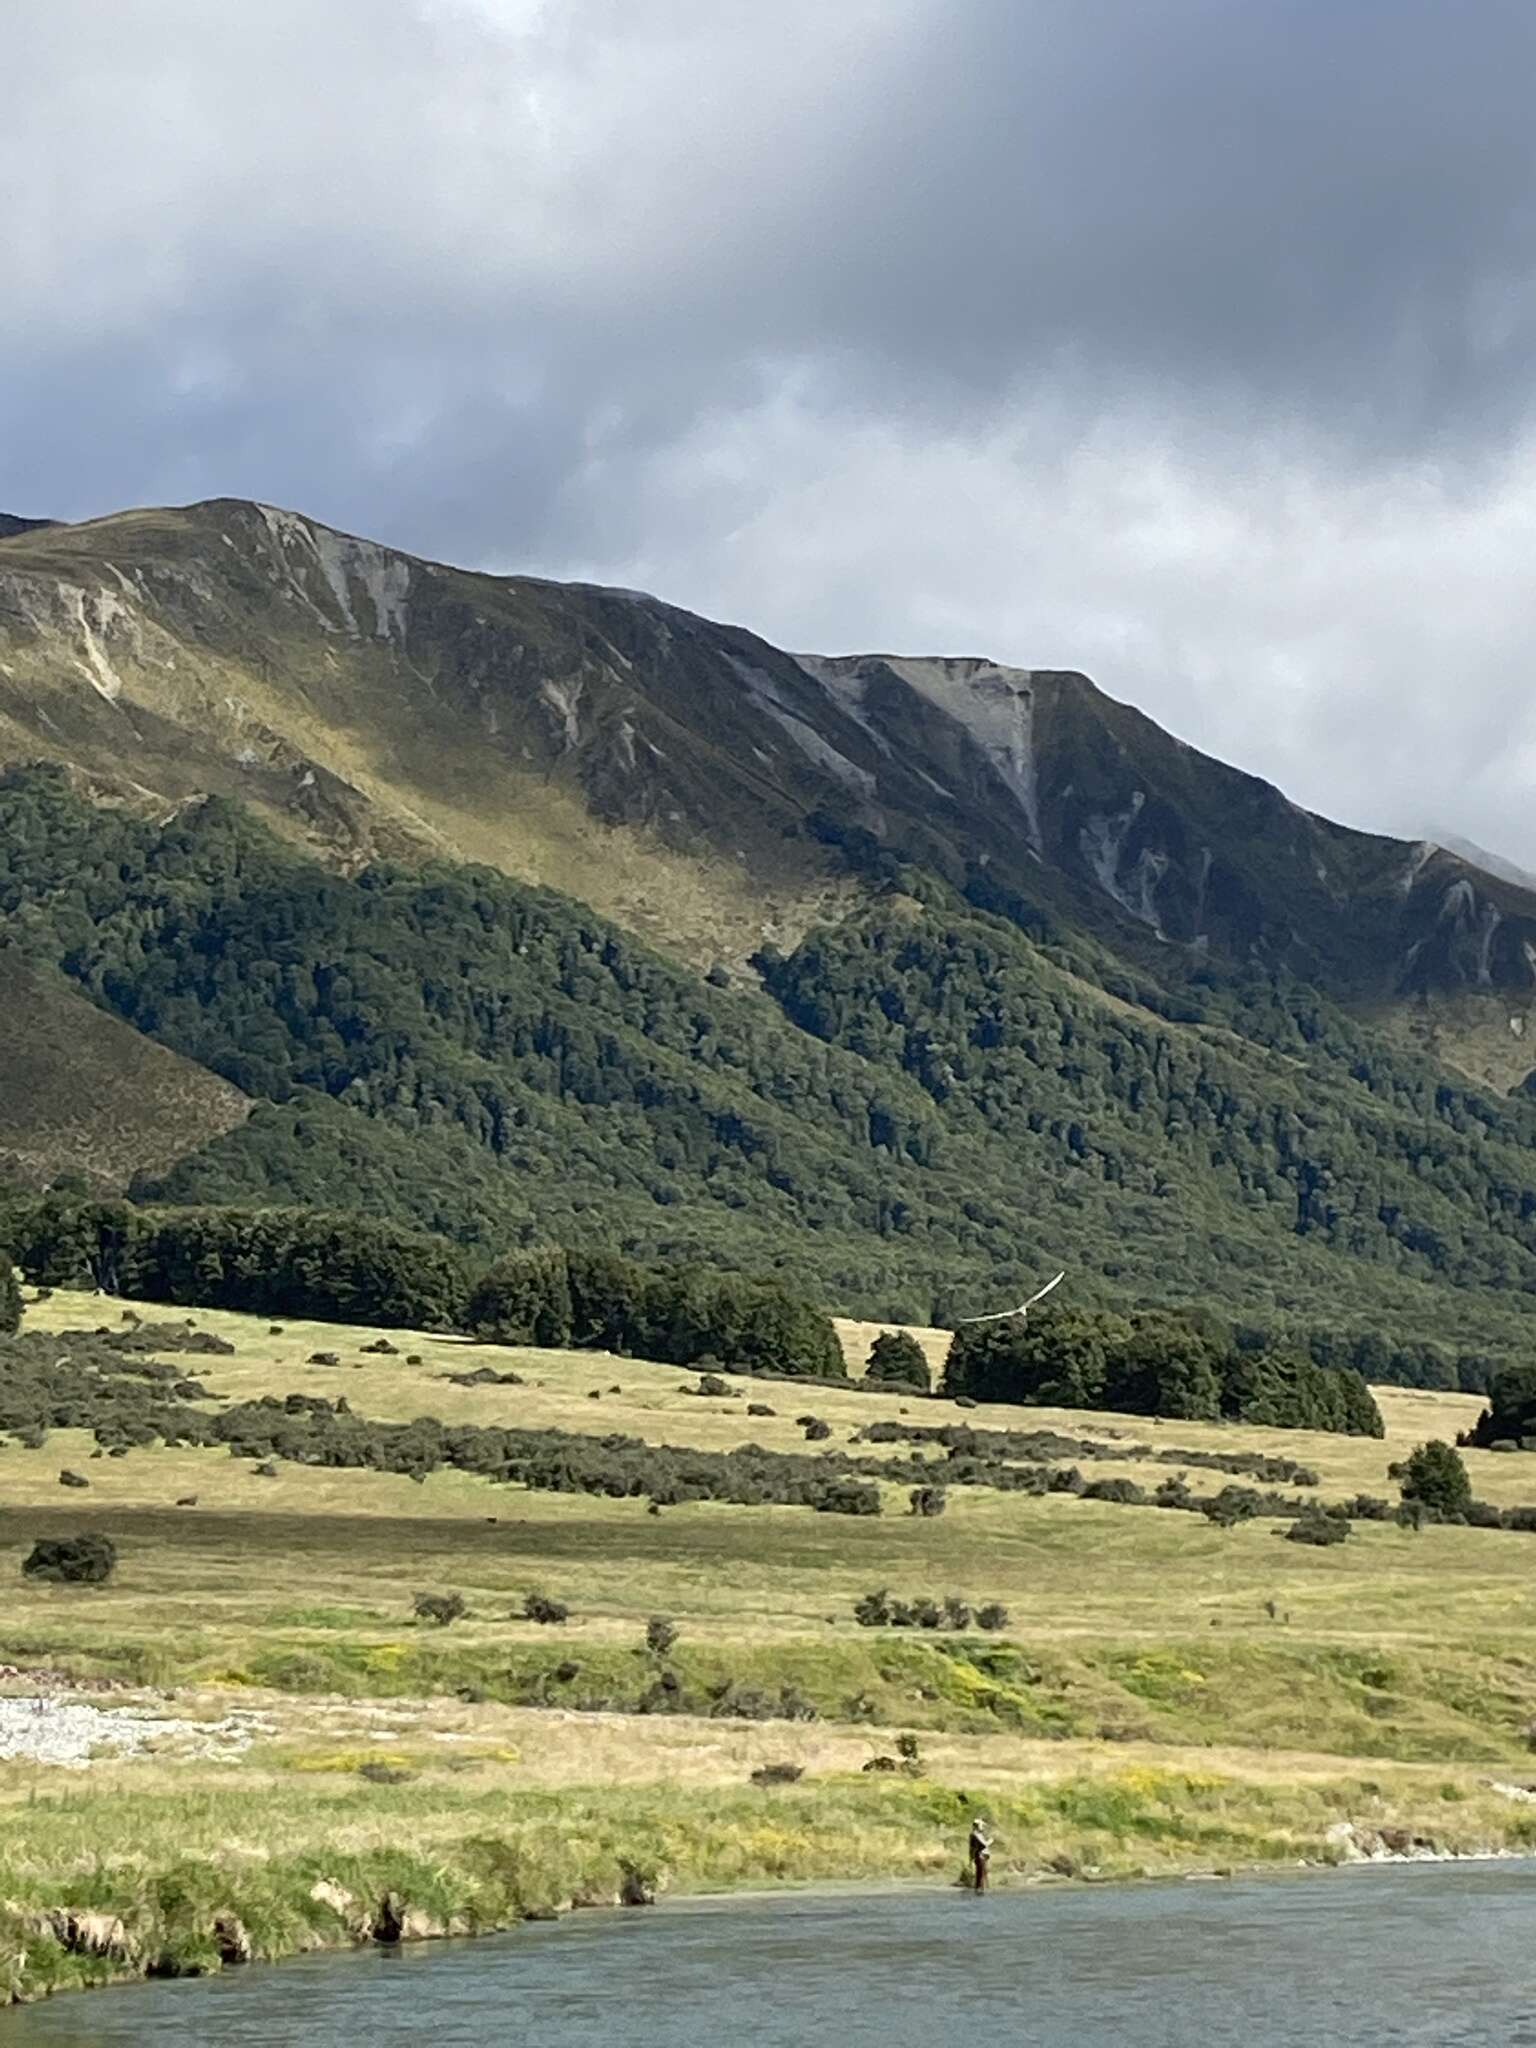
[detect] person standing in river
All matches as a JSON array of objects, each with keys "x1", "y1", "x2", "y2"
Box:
[{"x1": 968, "y1": 1817, "x2": 992, "y2": 1893}]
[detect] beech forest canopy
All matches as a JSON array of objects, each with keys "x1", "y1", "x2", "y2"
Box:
[{"x1": 1, "y1": 764, "x2": 1534, "y2": 1386}]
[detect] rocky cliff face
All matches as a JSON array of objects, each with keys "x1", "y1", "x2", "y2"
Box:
[{"x1": 2, "y1": 498, "x2": 1533, "y2": 1022}]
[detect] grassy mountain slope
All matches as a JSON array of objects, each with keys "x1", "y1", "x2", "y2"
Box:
[{"x1": 0, "y1": 955, "x2": 249, "y2": 1191}]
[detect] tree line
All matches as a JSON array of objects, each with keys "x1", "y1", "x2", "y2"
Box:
[
  {"x1": 0, "y1": 1196, "x2": 847, "y2": 1379},
  {"x1": 941, "y1": 1305, "x2": 1384, "y2": 1436}
]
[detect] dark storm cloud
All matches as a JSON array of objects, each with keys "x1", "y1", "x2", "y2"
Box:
[{"x1": 7, "y1": 1, "x2": 1536, "y2": 858}]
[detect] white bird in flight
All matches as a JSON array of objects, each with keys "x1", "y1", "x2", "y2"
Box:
[{"x1": 958, "y1": 1271, "x2": 1065, "y2": 1323}]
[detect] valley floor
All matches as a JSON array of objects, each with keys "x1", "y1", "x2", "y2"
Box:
[{"x1": 1, "y1": 1294, "x2": 1533, "y2": 2001}]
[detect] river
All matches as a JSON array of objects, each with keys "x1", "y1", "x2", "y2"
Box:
[{"x1": 6, "y1": 1862, "x2": 1535, "y2": 2045}]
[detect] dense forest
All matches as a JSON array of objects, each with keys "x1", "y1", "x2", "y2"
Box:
[{"x1": 2, "y1": 764, "x2": 1535, "y2": 1377}]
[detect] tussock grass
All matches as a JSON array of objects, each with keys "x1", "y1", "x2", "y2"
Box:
[
  {"x1": 2, "y1": 1292, "x2": 1535, "y2": 2004},
  {"x1": 1, "y1": 1736, "x2": 1532, "y2": 2001}
]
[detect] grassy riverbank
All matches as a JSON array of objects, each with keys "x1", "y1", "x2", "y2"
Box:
[
  {"x1": 3, "y1": 1704, "x2": 1535, "y2": 2001},
  {"x1": 1, "y1": 1291, "x2": 1534, "y2": 2003}
]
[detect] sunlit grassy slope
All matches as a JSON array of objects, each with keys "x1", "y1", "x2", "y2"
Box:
[
  {"x1": 1, "y1": 1292, "x2": 1533, "y2": 2000},
  {"x1": 5, "y1": 1291, "x2": 1532, "y2": 1733}
]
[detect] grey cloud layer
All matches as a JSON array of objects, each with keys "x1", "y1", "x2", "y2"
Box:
[{"x1": 7, "y1": 1, "x2": 1536, "y2": 856}]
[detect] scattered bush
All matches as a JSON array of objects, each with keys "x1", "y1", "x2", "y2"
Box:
[
  {"x1": 908, "y1": 1484, "x2": 947, "y2": 1518},
  {"x1": 1202, "y1": 1486, "x2": 1262, "y2": 1528},
  {"x1": 1081, "y1": 1477, "x2": 1146, "y2": 1506},
  {"x1": 813, "y1": 1478, "x2": 880, "y2": 1516},
  {"x1": 21, "y1": 1534, "x2": 116, "y2": 1584},
  {"x1": 854, "y1": 1587, "x2": 999, "y2": 1629},
  {"x1": 57, "y1": 1469, "x2": 89, "y2": 1489},
  {"x1": 1284, "y1": 1508, "x2": 1349, "y2": 1547},
  {"x1": 750, "y1": 1762, "x2": 804, "y2": 1785},
  {"x1": 801, "y1": 1417, "x2": 832, "y2": 1442},
  {"x1": 413, "y1": 1590, "x2": 466, "y2": 1626},
  {"x1": 523, "y1": 1592, "x2": 570, "y2": 1625},
  {"x1": 975, "y1": 1603, "x2": 1010, "y2": 1631},
  {"x1": 746, "y1": 1402, "x2": 775, "y2": 1417},
  {"x1": 645, "y1": 1615, "x2": 678, "y2": 1656}
]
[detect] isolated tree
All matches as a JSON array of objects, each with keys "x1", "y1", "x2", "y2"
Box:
[
  {"x1": 865, "y1": 1330, "x2": 929, "y2": 1391},
  {"x1": 1397, "y1": 1440, "x2": 1473, "y2": 1520}
]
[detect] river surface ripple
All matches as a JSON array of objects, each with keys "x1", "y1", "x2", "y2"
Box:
[{"x1": 6, "y1": 1861, "x2": 1536, "y2": 2046}]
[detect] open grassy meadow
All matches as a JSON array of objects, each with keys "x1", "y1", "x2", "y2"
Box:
[{"x1": 1, "y1": 1290, "x2": 1534, "y2": 1999}]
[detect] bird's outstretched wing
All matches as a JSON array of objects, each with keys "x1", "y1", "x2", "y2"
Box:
[
  {"x1": 957, "y1": 1271, "x2": 1065, "y2": 1323},
  {"x1": 1023, "y1": 1271, "x2": 1065, "y2": 1311}
]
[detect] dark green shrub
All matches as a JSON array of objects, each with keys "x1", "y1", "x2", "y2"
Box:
[
  {"x1": 1284, "y1": 1508, "x2": 1349, "y2": 1546},
  {"x1": 814, "y1": 1479, "x2": 880, "y2": 1516},
  {"x1": 802, "y1": 1417, "x2": 831, "y2": 1442},
  {"x1": 523, "y1": 1592, "x2": 570, "y2": 1625},
  {"x1": 1470, "y1": 1365, "x2": 1536, "y2": 1450},
  {"x1": 413, "y1": 1590, "x2": 465, "y2": 1626},
  {"x1": 942, "y1": 1594, "x2": 972, "y2": 1629},
  {"x1": 750, "y1": 1762, "x2": 803, "y2": 1785},
  {"x1": 975, "y1": 1602, "x2": 1009, "y2": 1631},
  {"x1": 865, "y1": 1331, "x2": 929, "y2": 1392},
  {"x1": 908, "y1": 1484, "x2": 947, "y2": 1518},
  {"x1": 645, "y1": 1615, "x2": 678, "y2": 1656},
  {"x1": 1082, "y1": 1477, "x2": 1146, "y2": 1506},
  {"x1": 21, "y1": 1534, "x2": 116, "y2": 1584},
  {"x1": 1202, "y1": 1486, "x2": 1262, "y2": 1528},
  {"x1": 1398, "y1": 1440, "x2": 1473, "y2": 1519},
  {"x1": 0, "y1": 1263, "x2": 20, "y2": 1336},
  {"x1": 853, "y1": 1589, "x2": 892, "y2": 1627}
]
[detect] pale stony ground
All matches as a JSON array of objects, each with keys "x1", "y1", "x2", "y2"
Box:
[{"x1": 0, "y1": 1695, "x2": 272, "y2": 1768}]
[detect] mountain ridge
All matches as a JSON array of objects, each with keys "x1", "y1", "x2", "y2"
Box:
[
  {"x1": 3, "y1": 496, "x2": 1536, "y2": 1087},
  {"x1": 7, "y1": 501, "x2": 1536, "y2": 1359}
]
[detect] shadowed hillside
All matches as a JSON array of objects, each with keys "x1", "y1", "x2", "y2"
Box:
[{"x1": 0, "y1": 957, "x2": 250, "y2": 1191}]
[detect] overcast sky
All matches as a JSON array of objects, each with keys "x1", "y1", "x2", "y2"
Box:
[{"x1": 9, "y1": 0, "x2": 1536, "y2": 860}]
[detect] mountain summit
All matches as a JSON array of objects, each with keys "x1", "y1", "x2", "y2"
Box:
[{"x1": 2, "y1": 499, "x2": 1534, "y2": 1067}]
